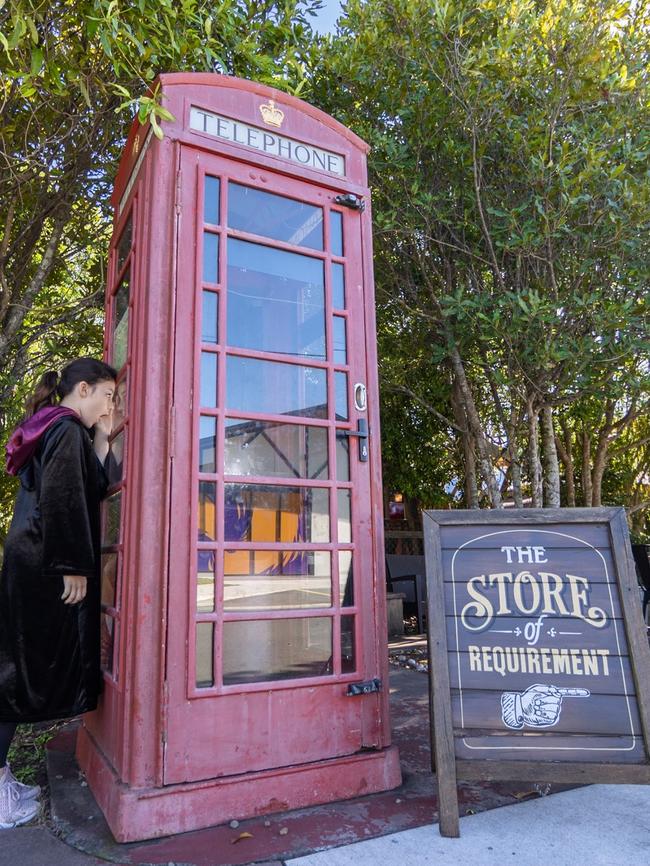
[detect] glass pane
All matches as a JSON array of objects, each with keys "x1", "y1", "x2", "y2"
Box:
[
  {"x1": 332, "y1": 263, "x2": 345, "y2": 309},
  {"x1": 333, "y1": 316, "x2": 347, "y2": 364},
  {"x1": 224, "y1": 550, "x2": 331, "y2": 610},
  {"x1": 339, "y1": 551, "x2": 354, "y2": 606},
  {"x1": 198, "y1": 481, "x2": 217, "y2": 542},
  {"x1": 103, "y1": 492, "x2": 121, "y2": 545},
  {"x1": 199, "y1": 416, "x2": 216, "y2": 472},
  {"x1": 338, "y1": 489, "x2": 351, "y2": 543},
  {"x1": 335, "y1": 371, "x2": 348, "y2": 420},
  {"x1": 101, "y1": 552, "x2": 118, "y2": 608},
  {"x1": 196, "y1": 622, "x2": 214, "y2": 688},
  {"x1": 100, "y1": 614, "x2": 115, "y2": 673},
  {"x1": 197, "y1": 549, "x2": 215, "y2": 612},
  {"x1": 204, "y1": 175, "x2": 220, "y2": 224},
  {"x1": 200, "y1": 352, "x2": 217, "y2": 408},
  {"x1": 225, "y1": 419, "x2": 328, "y2": 479},
  {"x1": 112, "y1": 376, "x2": 128, "y2": 430},
  {"x1": 106, "y1": 429, "x2": 125, "y2": 487},
  {"x1": 203, "y1": 231, "x2": 219, "y2": 283},
  {"x1": 112, "y1": 271, "x2": 129, "y2": 370},
  {"x1": 227, "y1": 239, "x2": 325, "y2": 359},
  {"x1": 336, "y1": 431, "x2": 350, "y2": 482},
  {"x1": 116, "y1": 214, "x2": 132, "y2": 272},
  {"x1": 226, "y1": 356, "x2": 327, "y2": 419},
  {"x1": 224, "y1": 484, "x2": 330, "y2": 543},
  {"x1": 330, "y1": 211, "x2": 343, "y2": 257},
  {"x1": 228, "y1": 183, "x2": 323, "y2": 250},
  {"x1": 202, "y1": 291, "x2": 218, "y2": 343},
  {"x1": 223, "y1": 617, "x2": 332, "y2": 684},
  {"x1": 341, "y1": 616, "x2": 356, "y2": 673}
]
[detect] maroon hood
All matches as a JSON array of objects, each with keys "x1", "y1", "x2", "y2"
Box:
[{"x1": 5, "y1": 406, "x2": 81, "y2": 476}]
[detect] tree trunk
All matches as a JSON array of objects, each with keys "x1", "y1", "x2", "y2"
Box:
[
  {"x1": 451, "y1": 377, "x2": 479, "y2": 508},
  {"x1": 506, "y1": 421, "x2": 524, "y2": 508},
  {"x1": 541, "y1": 405, "x2": 561, "y2": 507},
  {"x1": 582, "y1": 428, "x2": 592, "y2": 506},
  {"x1": 448, "y1": 342, "x2": 501, "y2": 508},
  {"x1": 555, "y1": 419, "x2": 576, "y2": 507},
  {"x1": 591, "y1": 400, "x2": 616, "y2": 507},
  {"x1": 527, "y1": 400, "x2": 543, "y2": 507}
]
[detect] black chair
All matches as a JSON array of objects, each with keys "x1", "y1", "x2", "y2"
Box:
[
  {"x1": 385, "y1": 554, "x2": 427, "y2": 633},
  {"x1": 631, "y1": 544, "x2": 650, "y2": 626}
]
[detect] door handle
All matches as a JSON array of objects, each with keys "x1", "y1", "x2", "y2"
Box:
[
  {"x1": 344, "y1": 419, "x2": 368, "y2": 462},
  {"x1": 353, "y1": 382, "x2": 367, "y2": 411}
]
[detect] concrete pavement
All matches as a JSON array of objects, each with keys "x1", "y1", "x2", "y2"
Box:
[{"x1": 287, "y1": 784, "x2": 650, "y2": 866}]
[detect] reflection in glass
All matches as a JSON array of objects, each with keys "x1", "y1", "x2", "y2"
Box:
[
  {"x1": 226, "y1": 356, "x2": 327, "y2": 419},
  {"x1": 196, "y1": 622, "x2": 214, "y2": 687},
  {"x1": 116, "y1": 214, "x2": 132, "y2": 273},
  {"x1": 333, "y1": 316, "x2": 347, "y2": 364},
  {"x1": 199, "y1": 416, "x2": 216, "y2": 472},
  {"x1": 101, "y1": 552, "x2": 118, "y2": 608},
  {"x1": 107, "y1": 429, "x2": 125, "y2": 487},
  {"x1": 339, "y1": 551, "x2": 354, "y2": 606},
  {"x1": 200, "y1": 352, "x2": 217, "y2": 408},
  {"x1": 224, "y1": 484, "x2": 330, "y2": 543},
  {"x1": 336, "y1": 431, "x2": 350, "y2": 482},
  {"x1": 338, "y1": 489, "x2": 352, "y2": 543},
  {"x1": 341, "y1": 616, "x2": 356, "y2": 673},
  {"x1": 112, "y1": 377, "x2": 128, "y2": 430},
  {"x1": 228, "y1": 183, "x2": 323, "y2": 250},
  {"x1": 335, "y1": 371, "x2": 348, "y2": 420},
  {"x1": 203, "y1": 231, "x2": 219, "y2": 283},
  {"x1": 330, "y1": 210, "x2": 343, "y2": 257},
  {"x1": 198, "y1": 481, "x2": 217, "y2": 542},
  {"x1": 202, "y1": 291, "x2": 218, "y2": 343},
  {"x1": 332, "y1": 263, "x2": 345, "y2": 309},
  {"x1": 224, "y1": 550, "x2": 331, "y2": 610},
  {"x1": 204, "y1": 175, "x2": 220, "y2": 224},
  {"x1": 103, "y1": 492, "x2": 121, "y2": 545},
  {"x1": 225, "y1": 419, "x2": 328, "y2": 479},
  {"x1": 196, "y1": 549, "x2": 215, "y2": 612},
  {"x1": 227, "y1": 239, "x2": 325, "y2": 359},
  {"x1": 112, "y1": 271, "x2": 129, "y2": 370},
  {"x1": 223, "y1": 617, "x2": 332, "y2": 684},
  {"x1": 100, "y1": 614, "x2": 115, "y2": 674}
]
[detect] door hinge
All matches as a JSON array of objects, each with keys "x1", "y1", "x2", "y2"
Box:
[
  {"x1": 334, "y1": 193, "x2": 365, "y2": 212},
  {"x1": 169, "y1": 405, "x2": 176, "y2": 458},
  {"x1": 175, "y1": 169, "x2": 182, "y2": 214},
  {"x1": 347, "y1": 678, "x2": 382, "y2": 696}
]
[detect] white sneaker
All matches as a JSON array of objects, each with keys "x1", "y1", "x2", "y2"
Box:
[
  {"x1": 1, "y1": 763, "x2": 40, "y2": 800},
  {"x1": 0, "y1": 783, "x2": 40, "y2": 829}
]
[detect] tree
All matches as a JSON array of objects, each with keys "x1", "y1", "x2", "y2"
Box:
[
  {"x1": 310, "y1": 0, "x2": 649, "y2": 516},
  {"x1": 0, "y1": 0, "x2": 321, "y2": 541}
]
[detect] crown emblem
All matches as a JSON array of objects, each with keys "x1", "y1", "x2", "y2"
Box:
[{"x1": 259, "y1": 99, "x2": 284, "y2": 128}]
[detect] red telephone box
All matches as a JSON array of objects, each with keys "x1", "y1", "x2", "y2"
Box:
[{"x1": 76, "y1": 73, "x2": 400, "y2": 842}]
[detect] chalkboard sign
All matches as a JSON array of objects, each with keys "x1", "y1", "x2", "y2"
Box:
[{"x1": 423, "y1": 508, "x2": 650, "y2": 837}]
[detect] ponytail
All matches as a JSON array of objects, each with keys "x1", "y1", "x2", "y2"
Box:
[
  {"x1": 24, "y1": 370, "x2": 61, "y2": 418},
  {"x1": 23, "y1": 357, "x2": 118, "y2": 420}
]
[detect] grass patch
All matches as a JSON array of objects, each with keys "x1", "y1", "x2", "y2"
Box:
[{"x1": 7, "y1": 721, "x2": 68, "y2": 787}]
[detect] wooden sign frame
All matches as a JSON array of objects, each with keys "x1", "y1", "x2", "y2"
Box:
[{"x1": 423, "y1": 507, "x2": 650, "y2": 837}]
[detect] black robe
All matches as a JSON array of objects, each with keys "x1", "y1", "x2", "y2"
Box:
[{"x1": 0, "y1": 416, "x2": 109, "y2": 722}]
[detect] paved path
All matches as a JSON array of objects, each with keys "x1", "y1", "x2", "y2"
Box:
[{"x1": 287, "y1": 783, "x2": 650, "y2": 866}]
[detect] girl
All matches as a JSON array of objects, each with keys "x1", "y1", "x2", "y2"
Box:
[{"x1": 0, "y1": 357, "x2": 117, "y2": 829}]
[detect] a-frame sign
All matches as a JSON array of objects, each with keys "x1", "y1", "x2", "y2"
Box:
[{"x1": 423, "y1": 507, "x2": 650, "y2": 837}]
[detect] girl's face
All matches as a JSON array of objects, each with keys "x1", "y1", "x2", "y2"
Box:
[{"x1": 76, "y1": 379, "x2": 116, "y2": 428}]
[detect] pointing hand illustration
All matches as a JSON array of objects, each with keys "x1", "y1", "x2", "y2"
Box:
[{"x1": 501, "y1": 684, "x2": 590, "y2": 729}]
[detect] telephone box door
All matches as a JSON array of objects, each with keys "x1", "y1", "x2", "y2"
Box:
[{"x1": 165, "y1": 148, "x2": 382, "y2": 783}]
